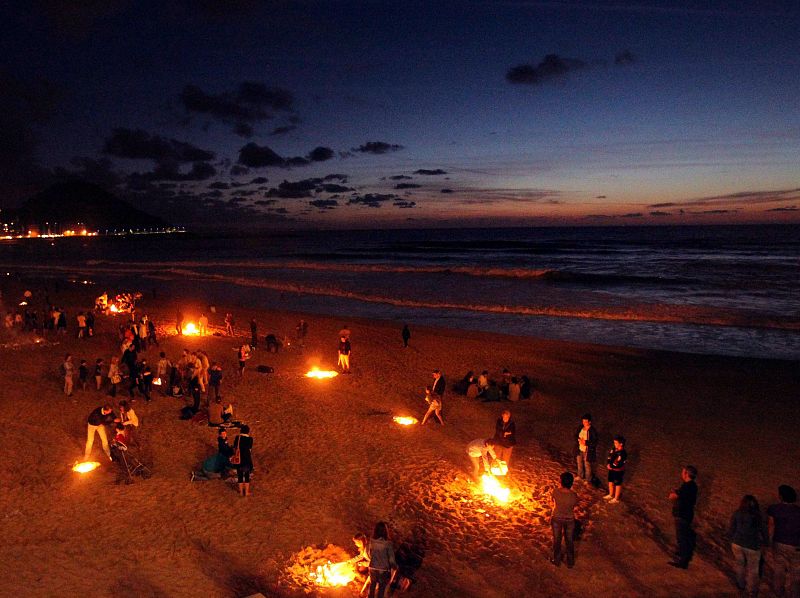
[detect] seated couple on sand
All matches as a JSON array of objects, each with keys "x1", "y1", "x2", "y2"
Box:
[{"x1": 453, "y1": 369, "x2": 532, "y2": 402}]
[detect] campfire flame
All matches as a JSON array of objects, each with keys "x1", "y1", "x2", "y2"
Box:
[
  {"x1": 480, "y1": 474, "x2": 511, "y2": 503},
  {"x1": 305, "y1": 367, "x2": 338, "y2": 379},
  {"x1": 309, "y1": 560, "x2": 357, "y2": 587},
  {"x1": 490, "y1": 460, "x2": 508, "y2": 476},
  {"x1": 73, "y1": 461, "x2": 101, "y2": 474},
  {"x1": 109, "y1": 304, "x2": 119, "y2": 313},
  {"x1": 182, "y1": 322, "x2": 200, "y2": 335},
  {"x1": 393, "y1": 416, "x2": 418, "y2": 426}
]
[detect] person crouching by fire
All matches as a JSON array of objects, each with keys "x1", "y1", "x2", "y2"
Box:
[{"x1": 466, "y1": 438, "x2": 498, "y2": 482}]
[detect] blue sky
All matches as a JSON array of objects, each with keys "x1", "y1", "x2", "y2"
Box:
[{"x1": 1, "y1": 0, "x2": 798, "y2": 228}]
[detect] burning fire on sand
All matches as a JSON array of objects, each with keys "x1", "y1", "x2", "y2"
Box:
[
  {"x1": 479, "y1": 474, "x2": 511, "y2": 503},
  {"x1": 305, "y1": 367, "x2": 338, "y2": 379},
  {"x1": 182, "y1": 322, "x2": 200, "y2": 335},
  {"x1": 308, "y1": 560, "x2": 357, "y2": 587},
  {"x1": 393, "y1": 416, "x2": 418, "y2": 426},
  {"x1": 72, "y1": 461, "x2": 100, "y2": 474}
]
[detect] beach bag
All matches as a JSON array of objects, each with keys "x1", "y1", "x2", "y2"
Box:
[{"x1": 229, "y1": 438, "x2": 241, "y2": 465}]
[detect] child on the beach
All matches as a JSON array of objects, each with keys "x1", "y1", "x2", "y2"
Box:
[
  {"x1": 421, "y1": 386, "x2": 444, "y2": 425},
  {"x1": 78, "y1": 359, "x2": 89, "y2": 391},
  {"x1": 604, "y1": 435, "x2": 627, "y2": 504}
]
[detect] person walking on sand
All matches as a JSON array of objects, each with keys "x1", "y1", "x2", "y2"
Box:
[
  {"x1": 431, "y1": 369, "x2": 446, "y2": 399},
  {"x1": 466, "y1": 438, "x2": 497, "y2": 482},
  {"x1": 233, "y1": 425, "x2": 254, "y2": 497},
  {"x1": 63, "y1": 354, "x2": 74, "y2": 396},
  {"x1": 668, "y1": 465, "x2": 698, "y2": 569},
  {"x1": 551, "y1": 472, "x2": 578, "y2": 568},
  {"x1": 78, "y1": 359, "x2": 89, "y2": 391},
  {"x1": 84, "y1": 404, "x2": 117, "y2": 461},
  {"x1": 401, "y1": 324, "x2": 411, "y2": 348},
  {"x1": 338, "y1": 336, "x2": 352, "y2": 373},
  {"x1": 367, "y1": 522, "x2": 397, "y2": 598},
  {"x1": 225, "y1": 312, "x2": 235, "y2": 336},
  {"x1": 729, "y1": 494, "x2": 768, "y2": 597},
  {"x1": 250, "y1": 318, "x2": 258, "y2": 348},
  {"x1": 493, "y1": 409, "x2": 516, "y2": 466},
  {"x1": 421, "y1": 386, "x2": 443, "y2": 425},
  {"x1": 767, "y1": 484, "x2": 800, "y2": 597},
  {"x1": 198, "y1": 313, "x2": 208, "y2": 336},
  {"x1": 238, "y1": 344, "x2": 250, "y2": 377},
  {"x1": 575, "y1": 413, "x2": 598, "y2": 485},
  {"x1": 604, "y1": 435, "x2": 627, "y2": 504}
]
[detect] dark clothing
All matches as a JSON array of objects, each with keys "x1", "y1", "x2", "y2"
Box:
[
  {"x1": 482, "y1": 384, "x2": 500, "y2": 402},
  {"x1": 729, "y1": 510, "x2": 768, "y2": 550},
  {"x1": 674, "y1": 516, "x2": 696, "y2": 566},
  {"x1": 338, "y1": 339, "x2": 351, "y2": 355},
  {"x1": 218, "y1": 436, "x2": 233, "y2": 458},
  {"x1": 401, "y1": 325, "x2": 411, "y2": 347},
  {"x1": 767, "y1": 502, "x2": 800, "y2": 546},
  {"x1": 431, "y1": 375, "x2": 445, "y2": 397},
  {"x1": 552, "y1": 488, "x2": 577, "y2": 520},
  {"x1": 573, "y1": 424, "x2": 598, "y2": 462},
  {"x1": 87, "y1": 407, "x2": 115, "y2": 426},
  {"x1": 552, "y1": 518, "x2": 576, "y2": 567},
  {"x1": 672, "y1": 480, "x2": 698, "y2": 523},
  {"x1": 250, "y1": 321, "x2": 258, "y2": 347},
  {"x1": 234, "y1": 434, "x2": 254, "y2": 467},
  {"x1": 494, "y1": 418, "x2": 516, "y2": 448},
  {"x1": 606, "y1": 448, "x2": 627, "y2": 472},
  {"x1": 78, "y1": 365, "x2": 88, "y2": 383}
]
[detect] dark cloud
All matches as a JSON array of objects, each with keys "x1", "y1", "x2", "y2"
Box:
[
  {"x1": 506, "y1": 54, "x2": 587, "y2": 85},
  {"x1": 649, "y1": 211, "x2": 671, "y2": 217},
  {"x1": 614, "y1": 50, "x2": 636, "y2": 66},
  {"x1": 649, "y1": 202, "x2": 677, "y2": 208},
  {"x1": 319, "y1": 183, "x2": 353, "y2": 193},
  {"x1": 104, "y1": 128, "x2": 214, "y2": 162},
  {"x1": 230, "y1": 164, "x2": 249, "y2": 176},
  {"x1": 389, "y1": 175, "x2": 413, "y2": 180},
  {"x1": 254, "y1": 199, "x2": 277, "y2": 206},
  {"x1": 766, "y1": 205, "x2": 798, "y2": 212},
  {"x1": 353, "y1": 141, "x2": 404, "y2": 154},
  {"x1": 595, "y1": 195, "x2": 607, "y2": 199},
  {"x1": 395, "y1": 183, "x2": 421, "y2": 189},
  {"x1": 621, "y1": 212, "x2": 643, "y2": 218},
  {"x1": 414, "y1": 169, "x2": 447, "y2": 175},
  {"x1": 129, "y1": 161, "x2": 217, "y2": 182},
  {"x1": 265, "y1": 178, "x2": 321, "y2": 199},
  {"x1": 249, "y1": 177, "x2": 268, "y2": 184},
  {"x1": 52, "y1": 157, "x2": 122, "y2": 189},
  {"x1": 179, "y1": 82, "x2": 294, "y2": 136},
  {"x1": 208, "y1": 181, "x2": 230, "y2": 189},
  {"x1": 394, "y1": 201, "x2": 417, "y2": 209},
  {"x1": 237, "y1": 142, "x2": 285, "y2": 168},
  {"x1": 440, "y1": 188, "x2": 454, "y2": 194},
  {"x1": 347, "y1": 193, "x2": 397, "y2": 208},
  {"x1": 307, "y1": 146, "x2": 335, "y2": 162},
  {"x1": 270, "y1": 125, "x2": 297, "y2": 136},
  {"x1": 323, "y1": 174, "x2": 348, "y2": 182},
  {"x1": 286, "y1": 156, "x2": 310, "y2": 167},
  {"x1": 309, "y1": 199, "x2": 338, "y2": 210}
]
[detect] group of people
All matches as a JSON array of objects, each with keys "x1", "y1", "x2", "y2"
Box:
[{"x1": 452, "y1": 368, "x2": 533, "y2": 402}]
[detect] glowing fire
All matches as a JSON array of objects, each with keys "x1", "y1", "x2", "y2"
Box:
[
  {"x1": 308, "y1": 560, "x2": 357, "y2": 587},
  {"x1": 490, "y1": 460, "x2": 508, "y2": 476},
  {"x1": 305, "y1": 367, "x2": 338, "y2": 379},
  {"x1": 393, "y1": 416, "x2": 418, "y2": 426},
  {"x1": 73, "y1": 461, "x2": 101, "y2": 474},
  {"x1": 109, "y1": 304, "x2": 120, "y2": 313},
  {"x1": 182, "y1": 322, "x2": 200, "y2": 335},
  {"x1": 480, "y1": 474, "x2": 511, "y2": 503}
]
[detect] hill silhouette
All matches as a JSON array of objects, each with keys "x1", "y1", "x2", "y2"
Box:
[{"x1": 17, "y1": 180, "x2": 169, "y2": 232}]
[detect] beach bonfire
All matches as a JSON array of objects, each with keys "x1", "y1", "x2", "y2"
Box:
[
  {"x1": 479, "y1": 474, "x2": 511, "y2": 504},
  {"x1": 72, "y1": 461, "x2": 100, "y2": 474},
  {"x1": 308, "y1": 560, "x2": 358, "y2": 587},
  {"x1": 108, "y1": 303, "x2": 120, "y2": 313},
  {"x1": 490, "y1": 460, "x2": 508, "y2": 476},
  {"x1": 182, "y1": 322, "x2": 200, "y2": 335},
  {"x1": 283, "y1": 544, "x2": 361, "y2": 593},
  {"x1": 393, "y1": 415, "x2": 418, "y2": 426},
  {"x1": 305, "y1": 366, "x2": 338, "y2": 379}
]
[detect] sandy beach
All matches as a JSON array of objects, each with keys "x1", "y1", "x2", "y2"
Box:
[{"x1": 0, "y1": 283, "x2": 797, "y2": 598}]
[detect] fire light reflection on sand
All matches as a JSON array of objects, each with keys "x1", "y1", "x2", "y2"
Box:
[
  {"x1": 393, "y1": 415, "x2": 418, "y2": 426},
  {"x1": 305, "y1": 367, "x2": 338, "y2": 379},
  {"x1": 72, "y1": 461, "x2": 101, "y2": 474},
  {"x1": 479, "y1": 474, "x2": 511, "y2": 504}
]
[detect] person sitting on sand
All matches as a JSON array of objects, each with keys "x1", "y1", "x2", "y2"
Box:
[
  {"x1": 208, "y1": 397, "x2": 224, "y2": 427},
  {"x1": 477, "y1": 370, "x2": 490, "y2": 393},
  {"x1": 222, "y1": 402, "x2": 234, "y2": 423},
  {"x1": 493, "y1": 410, "x2": 516, "y2": 466},
  {"x1": 481, "y1": 379, "x2": 501, "y2": 402},
  {"x1": 191, "y1": 428, "x2": 234, "y2": 481},
  {"x1": 367, "y1": 522, "x2": 397, "y2": 598},
  {"x1": 466, "y1": 377, "x2": 480, "y2": 400},
  {"x1": 353, "y1": 533, "x2": 371, "y2": 574},
  {"x1": 338, "y1": 336, "x2": 352, "y2": 373},
  {"x1": 421, "y1": 386, "x2": 444, "y2": 426},
  {"x1": 604, "y1": 435, "x2": 627, "y2": 504},
  {"x1": 265, "y1": 333, "x2": 281, "y2": 353},
  {"x1": 466, "y1": 438, "x2": 498, "y2": 482},
  {"x1": 507, "y1": 377, "x2": 521, "y2": 402}
]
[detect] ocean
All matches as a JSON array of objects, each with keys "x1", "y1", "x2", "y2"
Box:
[{"x1": 2, "y1": 224, "x2": 799, "y2": 359}]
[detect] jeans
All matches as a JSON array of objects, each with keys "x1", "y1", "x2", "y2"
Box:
[
  {"x1": 469, "y1": 455, "x2": 483, "y2": 481},
  {"x1": 773, "y1": 542, "x2": 800, "y2": 598},
  {"x1": 552, "y1": 517, "x2": 575, "y2": 566},
  {"x1": 674, "y1": 517, "x2": 696, "y2": 565},
  {"x1": 64, "y1": 376, "x2": 73, "y2": 396},
  {"x1": 368, "y1": 569, "x2": 391, "y2": 598},
  {"x1": 85, "y1": 424, "x2": 110, "y2": 459},
  {"x1": 731, "y1": 543, "x2": 761, "y2": 595},
  {"x1": 576, "y1": 452, "x2": 592, "y2": 480},
  {"x1": 496, "y1": 445, "x2": 513, "y2": 466}
]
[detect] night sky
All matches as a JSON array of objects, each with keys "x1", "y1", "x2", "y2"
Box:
[{"x1": 1, "y1": 0, "x2": 798, "y2": 229}]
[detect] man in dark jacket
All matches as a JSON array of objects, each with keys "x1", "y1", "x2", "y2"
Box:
[
  {"x1": 493, "y1": 409, "x2": 517, "y2": 466},
  {"x1": 432, "y1": 369, "x2": 446, "y2": 398},
  {"x1": 669, "y1": 465, "x2": 699, "y2": 568},
  {"x1": 84, "y1": 404, "x2": 117, "y2": 461},
  {"x1": 575, "y1": 413, "x2": 598, "y2": 484}
]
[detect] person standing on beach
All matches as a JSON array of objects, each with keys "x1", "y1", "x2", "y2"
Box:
[
  {"x1": 78, "y1": 359, "x2": 89, "y2": 391},
  {"x1": 338, "y1": 336, "x2": 352, "y2": 373},
  {"x1": 108, "y1": 356, "x2": 122, "y2": 397},
  {"x1": 198, "y1": 313, "x2": 208, "y2": 336},
  {"x1": 668, "y1": 465, "x2": 698, "y2": 569},
  {"x1": 421, "y1": 386, "x2": 443, "y2": 425},
  {"x1": 176, "y1": 309, "x2": 184, "y2": 335},
  {"x1": 604, "y1": 435, "x2": 627, "y2": 504},
  {"x1": 233, "y1": 425, "x2": 254, "y2": 497},
  {"x1": 76, "y1": 312, "x2": 87, "y2": 338},
  {"x1": 729, "y1": 494, "x2": 768, "y2": 597},
  {"x1": 401, "y1": 324, "x2": 411, "y2": 348},
  {"x1": 367, "y1": 522, "x2": 397, "y2": 598},
  {"x1": 94, "y1": 358, "x2": 104, "y2": 391},
  {"x1": 551, "y1": 472, "x2": 578, "y2": 568},
  {"x1": 63, "y1": 354, "x2": 74, "y2": 396},
  {"x1": 767, "y1": 484, "x2": 800, "y2": 597},
  {"x1": 250, "y1": 318, "x2": 258, "y2": 348},
  {"x1": 575, "y1": 414, "x2": 598, "y2": 485},
  {"x1": 238, "y1": 344, "x2": 250, "y2": 376},
  {"x1": 84, "y1": 404, "x2": 116, "y2": 461},
  {"x1": 225, "y1": 313, "x2": 235, "y2": 336},
  {"x1": 466, "y1": 438, "x2": 497, "y2": 482},
  {"x1": 493, "y1": 410, "x2": 516, "y2": 466}
]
